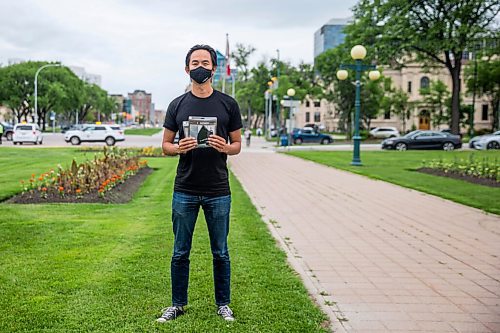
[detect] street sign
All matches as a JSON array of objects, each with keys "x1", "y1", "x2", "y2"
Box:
[{"x1": 281, "y1": 100, "x2": 300, "y2": 108}]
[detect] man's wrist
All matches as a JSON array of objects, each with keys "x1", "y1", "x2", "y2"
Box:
[{"x1": 174, "y1": 144, "x2": 181, "y2": 155}]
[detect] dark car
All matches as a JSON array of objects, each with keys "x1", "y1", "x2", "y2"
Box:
[
  {"x1": 382, "y1": 130, "x2": 461, "y2": 151},
  {"x1": 292, "y1": 127, "x2": 333, "y2": 145},
  {"x1": 1, "y1": 122, "x2": 14, "y2": 141}
]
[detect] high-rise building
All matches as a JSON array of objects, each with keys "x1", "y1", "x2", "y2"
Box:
[
  {"x1": 69, "y1": 66, "x2": 102, "y2": 86},
  {"x1": 314, "y1": 18, "x2": 351, "y2": 59}
]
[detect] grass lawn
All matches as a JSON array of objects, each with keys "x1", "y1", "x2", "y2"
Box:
[
  {"x1": 0, "y1": 148, "x2": 98, "y2": 201},
  {"x1": 0, "y1": 148, "x2": 328, "y2": 332},
  {"x1": 287, "y1": 150, "x2": 500, "y2": 215},
  {"x1": 125, "y1": 128, "x2": 163, "y2": 136}
]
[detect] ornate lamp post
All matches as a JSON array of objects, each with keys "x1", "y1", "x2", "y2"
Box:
[
  {"x1": 286, "y1": 88, "x2": 296, "y2": 147},
  {"x1": 337, "y1": 45, "x2": 380, "y2": 166}
]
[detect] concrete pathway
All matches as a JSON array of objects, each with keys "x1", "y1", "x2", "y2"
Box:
[{"x1": 229, "y1": 136, "x2": 500, "y2": 333}]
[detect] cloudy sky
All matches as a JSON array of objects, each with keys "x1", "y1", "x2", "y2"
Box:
[{"x1": 0, "y1": 0, "x2": 357, "y2": 109}]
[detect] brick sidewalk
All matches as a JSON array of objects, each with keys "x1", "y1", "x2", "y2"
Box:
[{"x1": 229, "y1": 150, "x2": 500, "y2": 333}]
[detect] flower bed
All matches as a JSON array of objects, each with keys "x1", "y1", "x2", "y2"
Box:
[
  {"x1": 77, "y1": 146, "x2": 165, "y2": 157},
  {"x1": 13, "y1": 147, "x2": 149, "y2": 203},
  {"x1": 419, "y1": 155, "x2": 499, "y2": 187}
]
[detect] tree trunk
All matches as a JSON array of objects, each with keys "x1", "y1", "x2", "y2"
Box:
[
  {"x1": 449, "y1": 63, "x2": 461, "y2": 135},
  {"x1": 402, "y1": 109, "x2": 407, "y2": 133}
]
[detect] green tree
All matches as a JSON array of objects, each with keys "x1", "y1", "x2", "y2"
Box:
[
  {"x1": 419, "y1": 79, "x2": 451, "y2": 127},
  {"x1": 231, "y1": 43, "x2": 256, "y2": 82},
  {"x1": 315, "y1": 46, "x2": 354, "y2": 136},
  {"x1": 350, "y1": 0, "x2": 500, "y2": 134},
  {"x1": 465, "y1": 59, "x2": 500, "y2": 131},
  {"x1": 385, "y1": 88, "x2": 412, "y2": 133},
  {"x1": 315, "y1": 45, "x2": 391, "y2": 137}
]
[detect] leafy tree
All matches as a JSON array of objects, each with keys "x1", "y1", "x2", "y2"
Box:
[
  {"x1": 419, "y1": 79, "x2": 451, "y2": 127},
  {"x1": 384, "y1": 88, "x2": 412, "y2": 133},
  {"x1": 315, "y1": 45, "x2": 392, "y2": 137},
  {"x1": 465, "y1": 58, "x2": 500, "y2": 131},
  {"x1": 349, "y1": 0, "x2": 500, "y2": 134},
  {"x1": 0, "y1": 61, "x2": 116, "y2": 129},
  {"x1": 315, "y1": 46, "x2": 354, "y2": 136},
  {"x1": 231, "y1": 43, "x2": 256, "y2": 82}
]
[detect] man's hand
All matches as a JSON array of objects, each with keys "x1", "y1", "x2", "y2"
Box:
[
  {"x1": 177, "y1": 137, "x2": 198, "y2": 154},
  {"x1": 208, "y1": 134, "x2": 229, "y2": 153}
]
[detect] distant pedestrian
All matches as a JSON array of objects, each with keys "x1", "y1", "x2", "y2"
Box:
[
  {"x1": 256, "y1": 127, "x2": 262, "y2": 137},
  {"x1": 244, "y1": 128, "x2": 252, "y2": 147},
  {"x1": 0, "y1": 122, "x2": 3, "y2": 144}
]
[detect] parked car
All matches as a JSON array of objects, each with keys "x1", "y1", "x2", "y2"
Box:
[
  {"x1": 369, "y1": 127, "x2": 400, "y2": 139},
  {"x1": 64, "y1": 124, "x2": 125, "y2": 146},
  {"x1": 441, "y1": 128, "x2": 463, "y2": 138},
  {"x1": 292, "y1": 127, "x2": 333, "y2": 145},
  {"x1": 12, "y1": 123, "x2": 43, "y2": 145},
  {"x1": 470, "y1": 130, "x2": 500, "y2": 150},
  {"x1": 60, "y1": 124, "x2": 91, "y2": 133},
  {"x1": 0, "y1": 121, "x2": 14, "y2": 141},
  {"x1": 381, "y1": 130, "x2": 461, "y2": 151}
]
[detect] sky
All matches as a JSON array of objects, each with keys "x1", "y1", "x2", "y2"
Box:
[{"x1": 0, "y1": 0, "x2": 357, "y2": 109}]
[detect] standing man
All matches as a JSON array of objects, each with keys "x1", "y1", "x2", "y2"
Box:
[
  {"x1": 0, "y1": 122, "x2": 3, "y2": 144},
  {"x1": 158, "y1": 44, "x2": 242, "y2": 323}
]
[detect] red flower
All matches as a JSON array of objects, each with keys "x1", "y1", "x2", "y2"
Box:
[{"x1": 41, "y1": 187, "x2": 47, "y2": 192}]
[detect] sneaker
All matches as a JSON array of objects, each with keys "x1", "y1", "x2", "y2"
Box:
[
  {"x1": 217, "y1": 305, "x2": 235, "y2": 321},
  {"x1": 156, "y1": 306, "x2": 185, "y2": 323}
]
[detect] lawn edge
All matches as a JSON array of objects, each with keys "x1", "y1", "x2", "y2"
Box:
[
  {"x1": 285, "y1": 151, "x2": 499, "y2": 216},
  {"x1": 230, "y1": 170, "x2": 344, "y2": 333}
]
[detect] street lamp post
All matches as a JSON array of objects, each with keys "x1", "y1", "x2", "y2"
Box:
[
  {"x1": 337, "y1": 45, "x2": 380, "y2": 166},
  {"x1": 286, "y1": 88, "x2": 296, "y2": 147},
  {"x1": 275, "y1": 49, "x2": 281, "y2": 143},
  {"x1": 34, "y1": 63, "x2": 61, "y2": 125}
]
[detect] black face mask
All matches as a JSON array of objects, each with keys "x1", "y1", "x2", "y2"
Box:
[{"x1": 189, "y1": 66, "x2": 213, "y2": 84}]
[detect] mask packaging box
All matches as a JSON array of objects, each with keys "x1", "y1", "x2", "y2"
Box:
[{"x1": 188, "y1": 116, "x2": 217, "y2": 148}]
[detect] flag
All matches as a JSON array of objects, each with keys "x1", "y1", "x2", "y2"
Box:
[{"x1": 225, "y1": 33, "x2": 231, "y2": 77}]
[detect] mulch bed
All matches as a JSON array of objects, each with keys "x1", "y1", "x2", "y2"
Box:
[
  {"x1": 417, "y1": 167, "x2": 499, "y2": 188},
  {"x1": 7, "y1": 167, "x2": 154, "y2": 204}
]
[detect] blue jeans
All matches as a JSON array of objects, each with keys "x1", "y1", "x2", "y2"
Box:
[{"x1": 170, "y1": 191, "x2": 231, "y2": 307}]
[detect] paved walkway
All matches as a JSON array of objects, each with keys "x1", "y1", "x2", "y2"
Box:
[{"x1": 229, "y1": 137, "x2": 500, "y2": 333}]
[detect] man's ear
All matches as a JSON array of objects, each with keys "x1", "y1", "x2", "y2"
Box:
[{"x1": 185, "y1": 66, "x2": 190, "y2": 74}]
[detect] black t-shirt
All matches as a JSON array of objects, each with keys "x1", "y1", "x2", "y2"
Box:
[{"x1": 163, "y1": 90, "x2": 242, "y2": 196}]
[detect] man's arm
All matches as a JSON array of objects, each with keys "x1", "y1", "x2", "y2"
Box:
[
  {"x1": 208, "y1": 129, "x2": 242, "y2": 155},
  {"x1": 162, "y1": 128, "x2": 197, "y2": 156}
]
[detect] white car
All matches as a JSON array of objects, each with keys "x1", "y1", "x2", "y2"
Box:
[
  {"x1": 370, "y1": 127, "x2": 400, "y2": 139},
  {"x1": 471, "y1": 130, "x2": 500, "y2": 150},
  {"x1": 64, "y1": 124, "x2": 125, "y2": 146},
  {"x1": 13, "y1": 123, "x2": 43, "y2": 145}
]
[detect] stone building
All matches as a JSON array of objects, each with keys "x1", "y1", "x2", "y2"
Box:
[
  {"x1": 128, "y1": 90, "x2": 152, "y2": 125},
  {"x1": 294, "y1": 61, "x2": 492, "y2": 134}
]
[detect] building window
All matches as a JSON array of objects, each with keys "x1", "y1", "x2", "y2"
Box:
[
  {"x1": 305, "y1": 101, "x2": 310, "y2": 107},
  {"x1": 305, "y1": 112, "x2": 310, "y2": 122},
  {"x1": 314, "y1": 101, "x2": 321, "y2": 107},
  {"x1": 314, "y1": 112, "x2": 321, "y2": 122},
  {"x1": 407, "y1": 81, "x2": 412, "y2": 93},
  {"x1": 482, "y1": 104, "x2": 488, "y2": 120},
  {"x1": 420, "y1": 76, "x2": 430, "y2": 89},
  {"x1": 384, "y1": 110, "x2": 391, "y2": 119}
]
